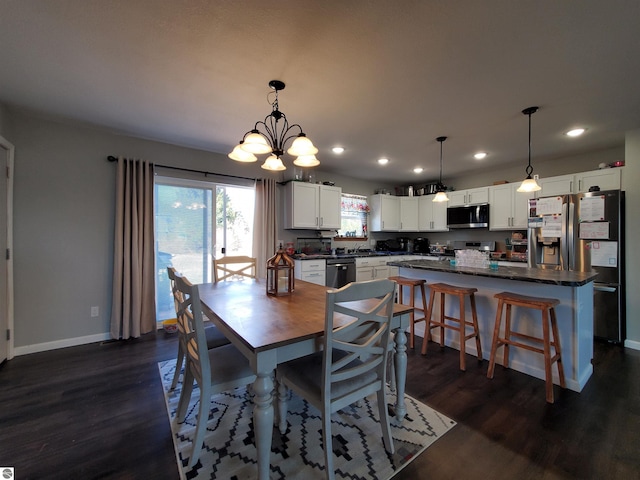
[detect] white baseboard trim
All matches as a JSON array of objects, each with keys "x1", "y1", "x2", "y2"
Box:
[
  {"x1": 14, "y1": 332, "x2": 112, "y2": 356},
  {"x1": 624, "y1": 338, "x2": 640, "y2": 351}
]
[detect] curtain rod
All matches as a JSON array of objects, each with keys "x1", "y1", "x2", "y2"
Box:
[{"x1": 107, "y1": 155, "x2": 259, "y2": 182}]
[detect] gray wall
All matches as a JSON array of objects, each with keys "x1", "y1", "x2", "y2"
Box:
[
  {"x1": 624, "y1": 130, "x2": 640, "y2": 348},
  {"x1": 4, "y1": 106, "x2": 640, "y2": 352}
]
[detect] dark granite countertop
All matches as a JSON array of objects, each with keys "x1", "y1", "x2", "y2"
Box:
[
  {"x1": 387, "y1": 258, "x2": 598, "y2": 286},
  {"x1": 293, "y1": 251, "x2": 420, "y2": 260}
]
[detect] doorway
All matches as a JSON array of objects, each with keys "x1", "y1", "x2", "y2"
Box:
[
  {"x1": 0, "y1": 135, "x2": 14, "y2": 364},
  {"x1": 154, "y1": 176, "x2": 254, "y2": 322}
]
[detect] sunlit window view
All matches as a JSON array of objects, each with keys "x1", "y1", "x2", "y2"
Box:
[
  {"x1": 154, "y1": 178, "x2": 254, "y2": 321},
  {"x1": 339, "y1": 194, "x2": 369, "y2": 237}
]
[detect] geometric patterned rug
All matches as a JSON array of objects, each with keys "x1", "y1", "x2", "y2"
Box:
[{"x1": 158, "y1": 360, "x2": 456, "y2": 480}]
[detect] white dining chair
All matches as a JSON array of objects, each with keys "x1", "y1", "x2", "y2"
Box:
[
  {"x1": 167, "y1": 267, "x2": 230, "y2": 390},
  {"x1": 172, "y1": 272, "x2": 256, "y2": 468},
  {"x1": 276, "y1": 278, "x2": 397, "y2": 480}
]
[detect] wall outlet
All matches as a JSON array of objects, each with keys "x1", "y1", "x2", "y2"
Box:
[{"x1": 91, "y1": 306, "x2": 99, "y2": 317}]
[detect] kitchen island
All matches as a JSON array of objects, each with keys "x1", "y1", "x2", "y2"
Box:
[{"x1": 387, "y1": 258, "x2": 598, "y2": 392}]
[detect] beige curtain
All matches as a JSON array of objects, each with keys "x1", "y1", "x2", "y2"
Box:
[
  {"x1": 252, "y1": 178, "x2": 277, "y2": 278},
  {"x1": 110, "y1": 157, "x2": 156, "y2": 339}
]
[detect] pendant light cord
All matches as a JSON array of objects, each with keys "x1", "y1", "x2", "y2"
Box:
[
  {"x1": 436, "y1": 136, "x2": 447, "y2": 187},
  {"x1": 522, "y1": 106, "x2": 538, "y2": 177}
]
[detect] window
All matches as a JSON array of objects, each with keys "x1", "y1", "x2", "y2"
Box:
[
  {"x1": 154, "y1": 176, "x2": 254, "y2": 321},
  {"x1": 339, "y1": 194, "x2": 369, "y2": 238}
]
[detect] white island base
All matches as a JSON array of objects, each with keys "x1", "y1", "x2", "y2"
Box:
[{"x1": 400, "y1": 266, "x2": 595, "y2": 392}]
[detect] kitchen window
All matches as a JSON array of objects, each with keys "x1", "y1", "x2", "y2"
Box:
[{"x1": 339, "y1": 194, "x2": 369, "y2": 238}]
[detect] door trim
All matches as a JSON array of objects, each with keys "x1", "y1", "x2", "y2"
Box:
[{"x1": 0, "y1": 135, "x2": 14, "y2": 361}]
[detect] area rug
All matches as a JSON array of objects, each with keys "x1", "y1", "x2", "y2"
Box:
[{"x1": 159, "y1": 360, "x2": 455, "y2": 480}]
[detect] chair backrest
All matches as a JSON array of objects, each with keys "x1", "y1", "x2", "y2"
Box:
[
  {"x1": 213, "y1": 255, "x2": 257, "y2": 282},
  {"x1": 173, "y1": 272, "x2": 211, "y2": 385},
  {"x1": 322, "y1": 278, "x2": 397, "y2": 405}
]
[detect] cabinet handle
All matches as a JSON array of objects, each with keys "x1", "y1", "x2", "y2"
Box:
[{"x1": 320, "y1": 217, "x2": 323, "y2": 226}]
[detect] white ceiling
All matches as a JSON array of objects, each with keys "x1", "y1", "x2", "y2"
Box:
[{"x1": 1, "y1": 1, "x2": 639, "y2": 183}]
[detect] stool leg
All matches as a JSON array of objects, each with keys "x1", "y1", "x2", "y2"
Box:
[
  {"x1": 469, "y1": 293, "x2": 482, "y2": 362},
  {"x1": 409, "y1": 286, "x2": 417, "y2": 349},
  {"x1": 503, "y1": 303, "x2": 512, "y2": 368},
  {"x1": 487, "y1": 298, "x2": 504, "y2": 379},
  {"x1": 438, "y1": 292, "x2": 446, "y2": 348},
  {"x1": 542, "y1": 307, "x2": 554, "y2": 403},
  {"x1": 421, "y1": 289, "x2": 437, "y2": 355},
  {"x1": 458, "y1": 293, "x2": 466, "y2": 371},
  {"x1": 550, "y1": 307, "x2": 566, "y2": 388}
]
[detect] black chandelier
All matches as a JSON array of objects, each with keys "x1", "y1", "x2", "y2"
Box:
[
  {"x1": 228, "y1": 80, "x2": 319, "y2": 171},
  {"x1": 517, "y1": 106, "x2": 542, "y2": 192},
  {"x1": 433, "y1": 136, "x2": 449, "y2": 202}
]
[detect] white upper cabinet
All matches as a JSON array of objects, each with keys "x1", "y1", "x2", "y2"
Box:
[
  {"x1": 575, "y1": 168, "x2": 621, "y2": 193},
  {"x1": 418, "y1": 195, "x2": 449, "y2": 231},
  {"x1": 538, "y1": 174, "x2": 576, "y2": 196},
  {"x1": 369, "y1": 194, "x2": 401, "y2": 231},
  {"x1": 538, "y1": 168, "x2": 622, "y2": 196},
  {"x1": 284, "y1": 182, "x2": 342, "y2": 229},
  {"x1": 489, "y1": 183, "x2": 533, "y2": 230},
  {"x1": 399, "y1": 197, "x2": 419, "y2": 231},
  {"x1": 448, "y1": 187, "x2": 489, "y2": 206}
]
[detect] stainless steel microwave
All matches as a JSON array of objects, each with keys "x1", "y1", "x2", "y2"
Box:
[{"x1": 446, "y1": 203, "x2": 489, "y2": 229}]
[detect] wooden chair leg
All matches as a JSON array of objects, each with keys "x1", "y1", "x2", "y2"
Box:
[
  {"x1": 542, "y1": 307, "x2": 554, "y2": 403},
  {"x1": 458, "y1": 293, "x2": 466, "y2": 371},
  {"x1": 421, "y1": 289, "x2": 437, "y2": 355},
  {"x1": 503, "y1": 303, "x2": 512, "y2": 368},
  {"x1": 550, "y1": 307, "x2": 566, "y2": 388},
  {"x1": 487, "y1": 299, "x2": 504, "y2": 379},
  {"x1": 470, "y1": 293, "x2": 482, "y2": 361},
  {"x1": 438, "y1": 292, "x2": 446, "y2": 347}
]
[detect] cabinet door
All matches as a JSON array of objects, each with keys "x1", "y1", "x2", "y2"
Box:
[
  {"x1": 318, "y1": 185, "x2": 342, "y2": 229},
  {"x1": 418, "y1": 196, "x2": 434, "y2": 230},
  {"x1": 356, "y1": 267, "x2": 374, "y2": 282},
  {"x1": 400, "y1": 197, "x2": 419, "y2": 231},
  {"x1": 447, "y1": 190, "x2": 468, "y2": 206},
  {"x1": 489, "y1": 184, "x2": 513, "y2": 230},
  {"x1": 431, "y1": 199, "x2": 449, "y2": 231},
  {"x1": 370, "y1": 194, "x2": 400, "y2": 231},
  {"x1": 286, "y1": 182, "x2": 319, "y2": 229},
  {"x1": 512, "y1": 188, "x2": 534, "y2": 228},
  {"x1": 373, "y1": 266, "x2": 389, "y2": 279},
  {"x1": 467, "y1": 187, "x2": 489, "y2": 205},
  {"x1": 576, "y1": 168, "x2": 621, "y2": 193},
  {"x1": 538, "y1": 174, "x2": 576, "y2": 196}
]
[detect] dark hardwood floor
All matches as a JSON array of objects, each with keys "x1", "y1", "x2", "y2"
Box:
[{"x1": 1, "y1": 333, "x2": 638, "y2": 479}]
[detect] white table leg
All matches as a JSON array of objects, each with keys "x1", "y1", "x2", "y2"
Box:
[
  {"x1": 393, "y1": 327, "x2": 407, "y2": 421},
  {"x1": 253, "y1": 370, "x2": 274, "y2": 480}
]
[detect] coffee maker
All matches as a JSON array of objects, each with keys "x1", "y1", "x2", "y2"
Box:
[{"x1": 413, "y1": 237, "x2": 429, "y2": 253}]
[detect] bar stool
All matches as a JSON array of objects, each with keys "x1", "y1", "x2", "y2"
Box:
[
  {"x1": 388, "y1": 276, "x2": 428, "y2": 349},
  {"x1": 421, "y1": 283, "x2": 482, "y2": 371},
  {"x1": 487, "y1": 292, "x2": 565, "y2": 403}
]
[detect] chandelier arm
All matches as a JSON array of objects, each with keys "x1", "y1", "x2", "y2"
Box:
[{"x1": 280, "y1": 123, "x2": 305, "y2": 147}]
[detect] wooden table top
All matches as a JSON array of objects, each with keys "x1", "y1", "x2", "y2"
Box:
[{"x1": 198, "y1": 279, "x2": 412, "y2": 353}]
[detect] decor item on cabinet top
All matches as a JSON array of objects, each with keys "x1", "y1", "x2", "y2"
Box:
[
  {"x1": 228, "y1": 80, "x2": 319, "y2": 171},
  {"x1": 516, "y1": 106, "x2": 542, "y2": 193}
]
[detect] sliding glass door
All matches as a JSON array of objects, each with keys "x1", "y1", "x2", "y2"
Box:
[{"x1": 154, "y1": 177, "x2": 254, "y2": 321}]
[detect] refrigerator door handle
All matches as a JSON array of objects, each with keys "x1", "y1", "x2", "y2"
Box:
[
  {"x1": 562, "y1": 201, "x2": 571, "y2": 269},
  {"x1": 594, "y1": 285, "x2": 617, "y2": 293}
]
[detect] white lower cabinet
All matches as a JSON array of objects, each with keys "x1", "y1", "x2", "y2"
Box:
[
  {"x1": 355, "y1": 256, "x2": 391, "y2": 282},
  {"x1": 294, "y1": 259, "x2": 326, "y2": 286}
]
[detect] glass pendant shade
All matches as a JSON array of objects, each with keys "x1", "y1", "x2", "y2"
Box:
[
  {"x1": 286, "y1": 135, "x2": 318, "y2": 156},
  {"x1": 293, "y1": 154, "x2": 320, "y2": 167},
  {"x1": 433, "y1": 191, "x2": 449, "y2": 202},
  {"x1": 517, "y1": 176, "x2": 541, "y2": 192},
  {"x1": 261, "y1": 154, "x2": 286, "y2": 171},
  {"x1": 241, "y1": 131, "x2": 272, "y2": 154},
  {"x1": 228, "y1": 144, "x2": 257, "y2": 162}
]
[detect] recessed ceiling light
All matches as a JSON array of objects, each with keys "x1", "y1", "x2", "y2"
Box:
[
  {"x1": 413, "y1": 167, "x2": 423, "y2": 174},
  {"x1": 378, "y1": 158, "x2": 389, "y2": 165},
  {"x1": 474, "y1": 152, "x2": 487, "y2": 160},
  {"x1": 566, "y1": 128, "x2": 586, "y2": 137},
  {"x1": 332, "y1": 146, "x2": 345, "y2": 154}
]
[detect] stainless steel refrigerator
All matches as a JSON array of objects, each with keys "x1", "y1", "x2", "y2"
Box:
[{"x1": 527, "y1": 190, "x2": 625, "y2": 343}]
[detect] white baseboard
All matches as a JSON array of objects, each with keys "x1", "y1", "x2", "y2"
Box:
[
  {"x1": 14, "y1": 332, "x2": 112, "y2": 356},
  {"x1": 624, "y1": 338, "x2": 640, "y2": 351}
]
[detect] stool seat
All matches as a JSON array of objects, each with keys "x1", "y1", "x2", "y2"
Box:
[
  {"x1": 388, "y1": 276, "x2": 428, "y2": 349},
  {"x1": 488, "y1": 291, "x2": 565, "y2": 403},
  {"x1": 421, "y1": 282, "x2": 482, "y2": 371}
]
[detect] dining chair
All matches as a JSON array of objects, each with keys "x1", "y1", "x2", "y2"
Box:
[
  {"x1": 172, "y1": 272, "x2": 257, "y2": 468},
  {"x1": 276, "y1": 278, "x2": 397, "y2": 480},
  {"x1": 167, "y1": 267, "x2": 231, "y2": 390},
  {"x1": 213, "y1": 255, "x2": 257, "y2": 282}
]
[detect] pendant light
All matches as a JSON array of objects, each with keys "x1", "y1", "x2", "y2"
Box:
[
  {"x1": 517, "y1": 106, "x2": 542, "y2": 192},
  {"x1": 433, "y1": 136, "x2": 449, "y2": 202}
]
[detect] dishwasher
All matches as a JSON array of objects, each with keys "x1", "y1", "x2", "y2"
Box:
[{"x1": 326, "y1": 257, "x2": 356, "y2": 288}]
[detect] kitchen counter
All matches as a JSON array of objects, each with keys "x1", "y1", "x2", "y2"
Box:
[
  {"x1": 387, "y1": 258, "x2": 598, "y2": 286},
  {"x1": 391, "y1": 260, "x2": 596, "y2": 393}
]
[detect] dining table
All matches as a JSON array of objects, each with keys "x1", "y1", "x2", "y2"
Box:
[{"x1": 198, "y1": 278, "x2": 413, "y2": 480}]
